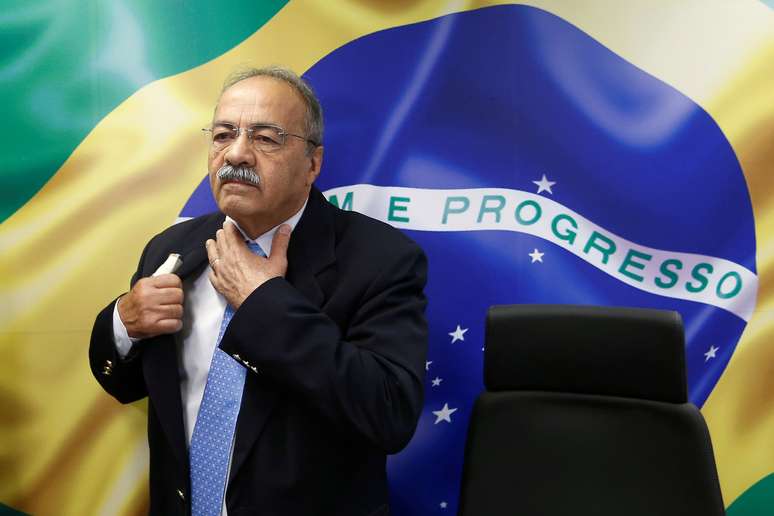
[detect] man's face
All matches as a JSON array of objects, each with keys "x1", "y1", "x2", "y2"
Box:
[{"x1": 208, "y1": 76, "x2": 322, "y2": 233}]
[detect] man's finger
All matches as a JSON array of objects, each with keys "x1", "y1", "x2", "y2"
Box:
[
  {"x1": 151, "y1": 273, "x2": 182, "y2": 288},
  {"x1": 206, "y1": 238, "x2": 220, "y2": 267},
  {"x1": 269, "y1": 224, "x2": 292, "y2": 262},
  {"x1": 223, "y1": 221, "x2": 243, "y2": 246},
  {"x1": 208, "y1": 269, "x2": 219, "y2": 288},
  {"x1": 158, "y1": 303, "x2": 183, "y2": 320},
  {"x1": 156, "y1": 319, "x2": 183, "y2": 334},
  {"x1": 216, "y1": 227, "x2": 234, "y2": 257},
  {"x1": 156, "y1": 287, "x2": 184, "y2": 305}
]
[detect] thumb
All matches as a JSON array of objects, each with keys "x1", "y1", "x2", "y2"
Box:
[{"x1": 269, "y1": 224, "x2": 292, "y2": 264}]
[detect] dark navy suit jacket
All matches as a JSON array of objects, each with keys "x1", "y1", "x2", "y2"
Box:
[{"x1": 89, "y1": 187, "x2": 428, "y2": 515}]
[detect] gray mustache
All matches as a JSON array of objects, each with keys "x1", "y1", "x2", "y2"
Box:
[{"x1": 217, "y1": 164, "x2": 260, "y2": 186}]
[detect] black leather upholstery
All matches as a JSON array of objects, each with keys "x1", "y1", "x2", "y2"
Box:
[
  {"x1": 458, "y1": 304, "x2": 725, "y2": 516},
  {"x1": 485, "y1": 305, "x2": 686, "y2": 402}
]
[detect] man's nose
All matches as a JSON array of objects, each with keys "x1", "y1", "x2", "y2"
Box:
[{"x1": 224, "y1": 130, "x2": 256, "y2": 168}]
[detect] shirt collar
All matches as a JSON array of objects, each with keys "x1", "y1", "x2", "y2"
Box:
[{"x1": 224, "y1": 198, "x2": 307, "y2": 256}]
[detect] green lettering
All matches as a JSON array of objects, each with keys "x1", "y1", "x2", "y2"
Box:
[
  {"x1": 515, "y1": 200, "x2": 542, "y2": 225},
  {"x1": 583, "y1": 231, "x2": 617, "y2": 265},
  {"x1": 716, "y1": 271, "x2": 742, "y2": 299},
  {"x1": 442, "y1": 196, "x2": 470, "y2": 224},
  {"x1": 686, "y1": 263, "x2": 714, "y2": 293},
  {"x1": 387, "y1": 196, "x2": 410, "y2": 223},
  {"x1": 551, "y1": 214, "x2": 578, "y2": 245},
  {"x1": 618, "y1": 249, "x2": 652, "y2": 282},
  {"x1": 477, "y1": 195, "x2": 506, "y2": 223},
  {"x1": 327, "y1": 191, "x2": 354, "y2": 211},
  {"x1": 655, "y1": 259, "x2": 683, "y2": 289}
]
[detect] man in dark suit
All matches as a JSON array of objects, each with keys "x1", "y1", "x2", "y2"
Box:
[{"x1": 89, "y1": 66, "x2": 428, "y2": 516}]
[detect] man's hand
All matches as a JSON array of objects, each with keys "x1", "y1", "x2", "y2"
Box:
[
  {"x1": 118, "y1": 274, "x2": 184, "y2": 338},
  {"x1": 206, "y1": 222, "x2": 291, "y2": 309}
]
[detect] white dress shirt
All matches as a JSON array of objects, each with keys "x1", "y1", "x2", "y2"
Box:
[{"x1": 112, "y1": 203, "x2": 306, "y2": 514}]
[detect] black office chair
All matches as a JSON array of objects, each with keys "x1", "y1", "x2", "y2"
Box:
[{"x1": 457, "y1": 304, "x2": 725, "y2": 516}]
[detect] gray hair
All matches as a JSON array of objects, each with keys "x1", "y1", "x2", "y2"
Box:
[{"x1": 220, "y1": 66, "x2": 323, "y2": 151}]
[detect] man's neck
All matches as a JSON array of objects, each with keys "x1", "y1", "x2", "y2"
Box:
[
  {"x1": 225, "y1": 198, "x2": 308, "y2": 249},
  {"x1": 234, "y1": 219, "x2": 278, "y2": 241},
  {"x1": 231, "y1": 196, "x2": 309, "y2": 240}
]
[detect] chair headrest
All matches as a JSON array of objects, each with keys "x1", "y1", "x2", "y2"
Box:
[{"x1": 484, "y1": 305, "x2": 687, "y2": 403}]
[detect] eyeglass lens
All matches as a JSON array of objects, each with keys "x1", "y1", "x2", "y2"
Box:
[{"x1": 209, "y1": 125, "x2": 285, "y2": 152}]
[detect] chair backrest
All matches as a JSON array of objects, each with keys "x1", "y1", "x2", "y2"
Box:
[{"x1": 457, "y1": 304, "x2": 725, "y2": 516}]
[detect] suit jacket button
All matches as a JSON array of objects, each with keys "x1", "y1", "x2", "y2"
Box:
[
  {"x1": 176, "y1": 488, "x2": 185, "y2": 501},
  {"x1": 102, "y1": 368, "x2": 112, "y2": 376},
  {"x1": 232, "y1": 354, "x2": 241, "y2": 361},
  {"x1": 105, "y1": 360, "x2": 113, "y2": 367}
]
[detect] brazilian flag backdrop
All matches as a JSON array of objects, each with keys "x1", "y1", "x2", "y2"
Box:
[{"x1": 2, "y1": 1, "x2": 774, "y2": 514}]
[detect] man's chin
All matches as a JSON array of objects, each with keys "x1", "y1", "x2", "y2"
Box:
[{"x1": 216, "y1": 192, "x2": 263, "y2": 217}]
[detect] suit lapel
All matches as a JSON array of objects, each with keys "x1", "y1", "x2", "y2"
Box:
[
  {"x1": 285, "y1": 187, "x2": 337, "y2": 304},
  {"x1": 176, "y1": 213, "x2": 225, "y2": 280},
  {"x1": 229, "y1": 187, "x2": 337, "y2": 482},
  {"x1": 143, "y1": 213, "x2": 224, "y2": 467}
]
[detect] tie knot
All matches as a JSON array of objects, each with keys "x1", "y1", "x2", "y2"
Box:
[{"x1": 246, "y1": 241, "x2": 266, "y2": 257}]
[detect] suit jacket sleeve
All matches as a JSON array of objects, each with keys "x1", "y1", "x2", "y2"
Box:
[
  {"x1": 88, "y1": 234, "x2": 158, "y2": 404},
  {"x1": 220, "y1": 240, "x2": 428, "y2": 454}
]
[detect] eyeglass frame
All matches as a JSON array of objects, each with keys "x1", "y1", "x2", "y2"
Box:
[{"x1": 201, "y1": 122, "x2": 319, "y2": 153}]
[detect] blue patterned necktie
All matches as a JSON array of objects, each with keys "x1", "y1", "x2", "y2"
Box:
[{"x1": 190, "y1": 241, "x2": 265, "y2": 516}]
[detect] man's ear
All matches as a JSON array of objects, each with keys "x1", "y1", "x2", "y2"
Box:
[{"x1": 306, "y1": 145, "x2": 323, "y2": 185}]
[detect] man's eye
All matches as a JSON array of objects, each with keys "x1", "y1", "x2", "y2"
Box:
[
  {"x1": 254, "y1": 134, "x2": 279, "y2": 144},
  {"x1": 213, "y1": 131, "x2": 235, "y2": 141}
]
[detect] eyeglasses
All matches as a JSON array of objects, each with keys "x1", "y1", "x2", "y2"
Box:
[{"x1": 202, "y1": 123, "x2": 318, "y2": 153}]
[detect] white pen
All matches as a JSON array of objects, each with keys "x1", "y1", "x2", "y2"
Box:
[{"x1": 151, "y1": 253, "x2": 182, "y2": 277}]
